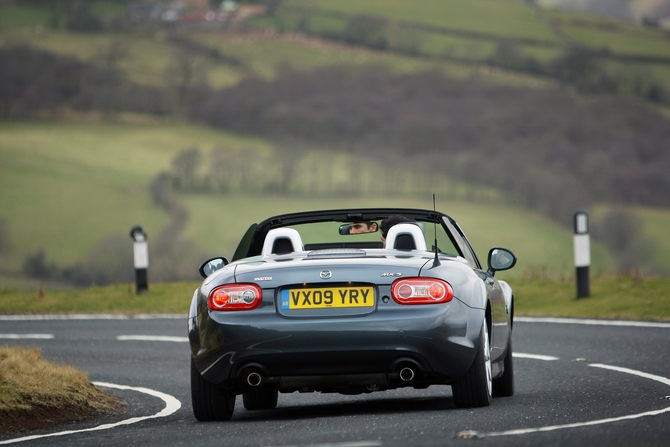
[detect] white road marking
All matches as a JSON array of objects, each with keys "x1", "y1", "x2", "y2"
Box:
[
  {"x1": 117, "y1": 335, "x2": 189, "y2": 343},
  {"x1": 513, "y1": 353, "x2": 559, "y2": 361},
  {"x1": 0, "y1": 382, "x2": 181, "y2": 445},
  {"x1": 472, "y1": 362, "x2": 670, "y2": 438},
  {"x1": 590, "y1": 363, "x2": 670, "y2": 387},
  {"x1": 515, "y1": 317, "x2": 670, "y2": 329},
  {"x1": 264, "y1": 442, "x2": 382, "y2": 447},
  {"x1": 0, "y1": 334, "x2": 54, "y2": 339},
  {"x1": 0, "y1": 314, "x2": 185, "y2": 321}
]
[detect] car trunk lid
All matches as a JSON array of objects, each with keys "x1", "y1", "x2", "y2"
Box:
[{"x1": 234, "y1": 251, "x2": 431, "y2": 317}]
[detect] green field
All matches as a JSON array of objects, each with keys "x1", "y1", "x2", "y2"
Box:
[
  {"x1": 509, "y1": 275, "x2": 670, "y2": 321},
  {"x1": 0, "y1": 121, "x2": 270, "y2": 270},
  {"x1": 562, "y1": 25, "x2": 670, "y2": 58},
  {"x1": 0, "y1": 119, "x2": 648, "y2": 289},
  {"x1": 277, "y1": 0, "x2": 670, "y2": 88},
  {"x1": 3, "y1": 0, "x2": 669, "y2": 95},
  {"x1": 283, "y1": 0, "x2": 561, "y2": 42},
  {"x1": 0, "y1": 26, "x2": 551, "y2": 91},
  {"x1": 1, "y1": 2, "x2": 670, "y2": 290}
]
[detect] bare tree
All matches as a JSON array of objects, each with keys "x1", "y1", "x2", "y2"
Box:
[
  {"x1": 94, "y1": 40, "x2": 128, "y2": 117},
  {"x1": 165, "y1": 48, "x2": 205, "y2": 117}
]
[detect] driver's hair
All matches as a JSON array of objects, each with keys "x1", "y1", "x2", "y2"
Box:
[{"x1": 380, "y1": 215, "x2": 415, "y2": 239}]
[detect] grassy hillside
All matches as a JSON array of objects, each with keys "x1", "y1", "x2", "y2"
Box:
[
  {"x1": 284, "y1": 0, "x2": 561, "y2": 41},
  {"x1": 279, "y1": 0, "x2": 670, "y2": 56},
  {"x1": 0, "y1": 121, "x2": 270, "y2": 269},
  {"x1": 1, "y1": 1, "x2": 670, "y2": 288},
  {"x1": 0, "y1": 24, "x2": 552, "y2": 91},
  {"x1": 0, "y1": 120, "x2": 628, "y2": 288},
  {"x1": 6, "y1": 0, "x2": 670, "y2": 93}
]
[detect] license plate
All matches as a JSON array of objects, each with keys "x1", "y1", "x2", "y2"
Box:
[{"x1": 280, "y1": 286, "x2": 375, "y2": 310}]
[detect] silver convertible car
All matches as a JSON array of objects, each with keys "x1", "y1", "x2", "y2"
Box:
[{"x1": 188, "y1": 208, "x2": 517, "y2": 421}]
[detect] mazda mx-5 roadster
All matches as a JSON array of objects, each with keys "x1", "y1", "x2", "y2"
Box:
[{"x1": 188, "y1": 208, "x2": 517, "y2": 421}]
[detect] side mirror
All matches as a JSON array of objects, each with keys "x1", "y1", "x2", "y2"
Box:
[
  {"x1": 487, "y1": 248, "x2": 516, "y2": 276},
  {"x1": 199, "y1": 257, "x2": 229, "y2": 278}
]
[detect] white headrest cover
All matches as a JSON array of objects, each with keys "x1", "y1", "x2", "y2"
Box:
[
  {"x1": 262, "y1": 228, "x2": 304, "y2": 255},
  {"x1": 385, "y1": 223, "x2": 427, "y2": 251}
]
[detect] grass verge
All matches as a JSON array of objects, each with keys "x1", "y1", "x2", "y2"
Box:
[
  {"x1": 0, "y1": 347, "x2": 119, "y2": 434},
  {"x1": 0, "y1": 281, "x2": 200, "y2": 314},
  {"x1": 509, "y1": 274, "x2": 670, "y2": 321},
  {"x1": 1, "y1": 276, "x2": 668, "y2": 321}
]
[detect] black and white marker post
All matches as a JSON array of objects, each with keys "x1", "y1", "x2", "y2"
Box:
[
  {"x1": 573, "y1": 211, "x2": 590, "y2": 298},
  {"x1": 129, "y1": 225, "x2": 149, "y2": 294}
]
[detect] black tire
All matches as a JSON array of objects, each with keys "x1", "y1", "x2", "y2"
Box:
[
  {"x1": 493, "y1": 336, "x2": 514, "y2": 397},
  {"x1": 191, "y1": 357, "x2": 236, "y2": 421},
  {"x1": 243, "y1": 390, "x2": 279, "y2": 411},
  {"x1": 452, "y1": 322, "x2": 492, "y2": 408}
]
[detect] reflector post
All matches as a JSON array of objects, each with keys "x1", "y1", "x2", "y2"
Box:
[
  {"x1": 129, "y1": 225, "x2": 148, "y2": 294},
  {"x1": 573, "y1": 211, "x2": 590, "y2": 299}
]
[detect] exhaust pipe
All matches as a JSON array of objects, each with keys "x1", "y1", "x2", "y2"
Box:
[
  {"x1": 399, "y1": 367, "x2": 415, "y2": 382},
  {"x1": 246, "y1": 372, "x2": 262, "y2": 387}
]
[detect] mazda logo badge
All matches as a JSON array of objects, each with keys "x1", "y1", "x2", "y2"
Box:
[{"x1": 319, "y1": 270, "x2": 332, "y2": 280}]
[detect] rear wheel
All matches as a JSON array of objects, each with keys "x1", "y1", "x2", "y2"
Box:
[
  {"x1": 191, "y1": 357, "x2": 235, "y2": 421},
  {"x1": 243, "y1": 390, "x2": 279, "y2": 411},
  {"x1": 452, "y1": 322, "x2": 492, "y2": 408},
  {"x1": 493, "y1": 336, "x2": 514, "y2": 397}
]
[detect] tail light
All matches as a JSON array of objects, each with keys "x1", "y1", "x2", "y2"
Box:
[
  {"x1": 391, "y1": 278, "x2": 453, "y2": 305},
  {"x1": 208, "y1": 283, "x2": 262, "y2": 311}
]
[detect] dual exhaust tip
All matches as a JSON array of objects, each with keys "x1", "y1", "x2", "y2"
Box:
[{"x1": 243, "y1": 365, "x2": 417, "y2": 386}]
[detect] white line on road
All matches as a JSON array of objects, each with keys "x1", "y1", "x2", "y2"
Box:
[
  {"x1": 590, "y1": 363, "x2": 670, "y2": 387},
  {"x1": 0, "y1": 334, "x2": 54, "y2": 339},
  {"x1": 468, "y1": 362, "x2": 670, "y2": 439},
  {"x1": 515, "y1": 317, "x2": 670, "y2": 329},
  {"x1": 513, "y1": 353, "x2": 559, "y2": 361},
  {"x1": 479, "y1": 407, "x2": 670, "y2": 438},
  {"x1": 264, "y1": 442, "x2": 383, "y2": 447},
  {"x1": 0, "y1": 382, "x2": 181, "y2": 445},
  {"x1": 117, "y1": 335, "x2": 189, "y2": 342}
]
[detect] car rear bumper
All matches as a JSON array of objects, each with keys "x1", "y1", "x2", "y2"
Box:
[{"x1": 189, "y1": 297, "x2": 485, "y2": 391}]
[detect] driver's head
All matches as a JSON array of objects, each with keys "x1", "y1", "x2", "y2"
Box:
[{"x1": 349, "y1": 221, "x2": 378, "y2": 234}]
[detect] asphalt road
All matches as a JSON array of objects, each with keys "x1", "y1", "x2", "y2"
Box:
[{"x1": 1, "y1": 315, "x2": 669, "y2": 447}]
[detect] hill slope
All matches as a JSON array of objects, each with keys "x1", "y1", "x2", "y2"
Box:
[
  {"x1": 0, "y1": 121, "x2": 623, "y2": 287},
  {"x1": 1, "y1": 0, "x2": 669, "y2": 286}
]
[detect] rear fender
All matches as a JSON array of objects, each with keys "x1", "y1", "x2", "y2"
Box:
[{"x1": 188, "y1": 288, "x2": 200, "y2": 358}]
